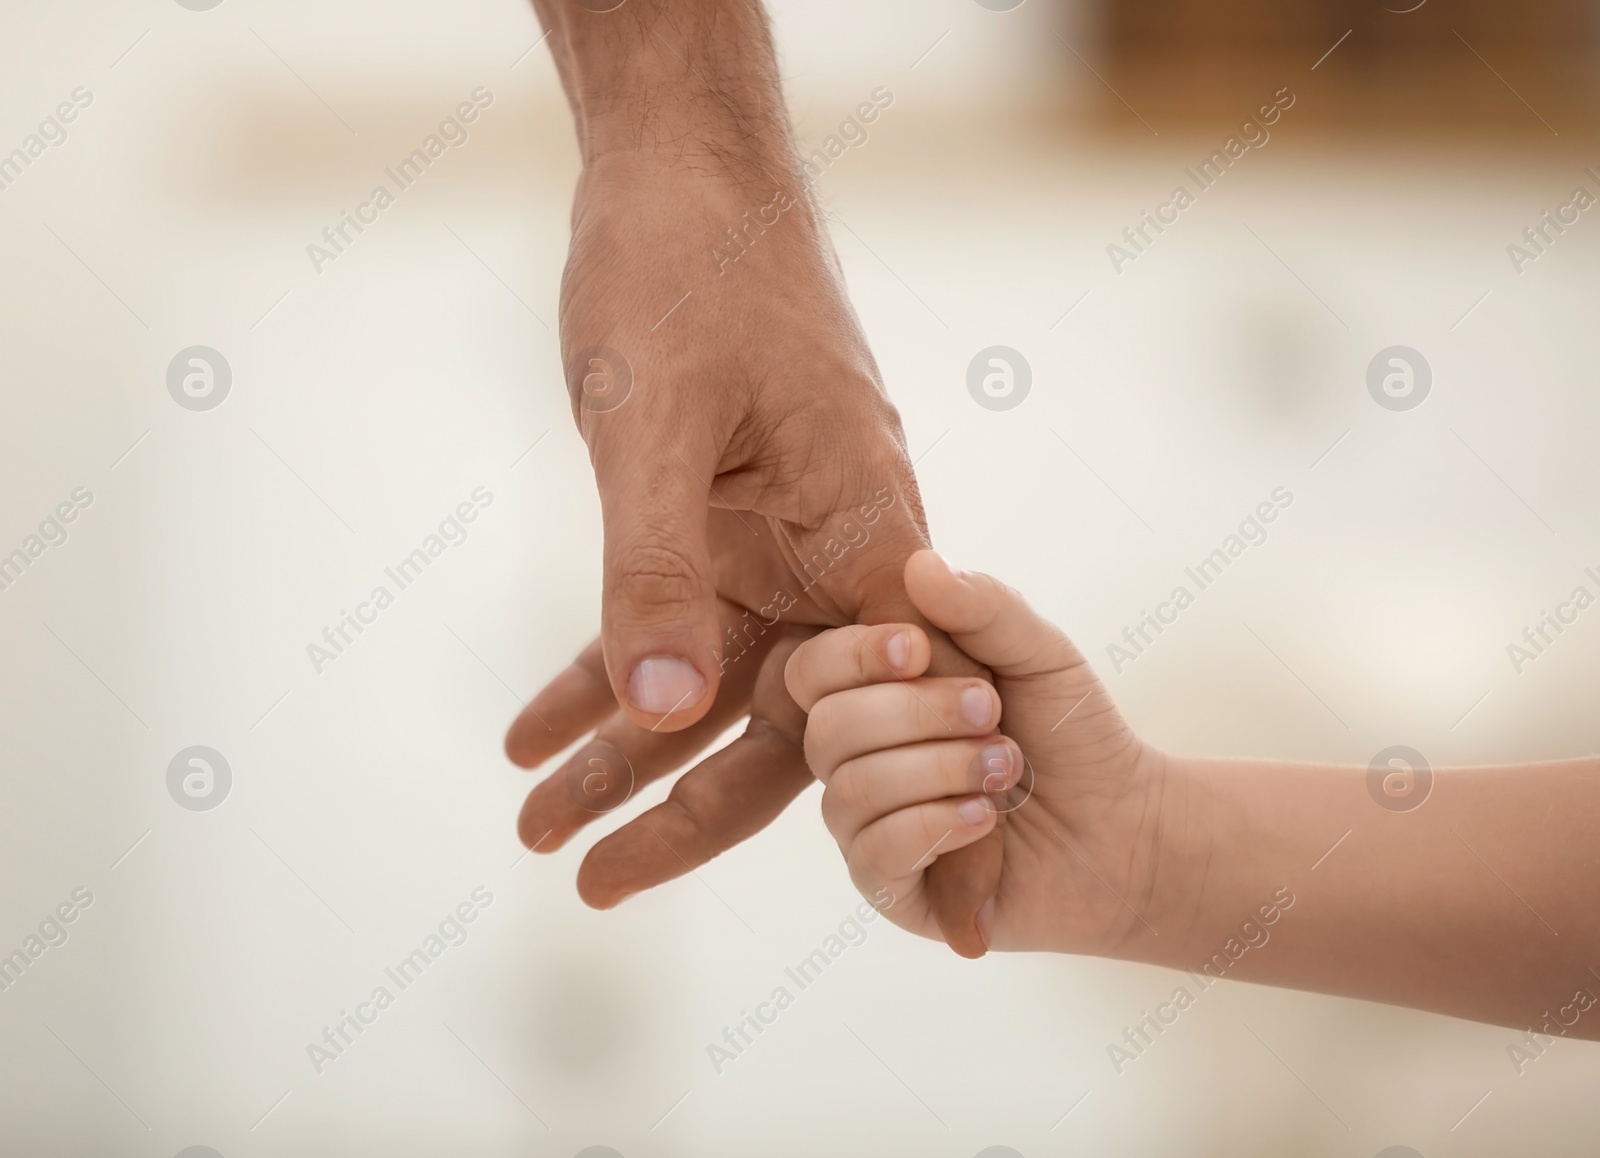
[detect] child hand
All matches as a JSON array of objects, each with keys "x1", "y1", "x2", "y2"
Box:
[
  {"x1": 784, "y1": 550, "x2": 1173, "y2": 954},
  {"x1": 785, "y1": 553, "x2": 1600, "y2": 1034}
]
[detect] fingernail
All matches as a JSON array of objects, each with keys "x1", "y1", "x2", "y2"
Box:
[
  {"x1": 960, "y1": 685, "x2": 993, "y2": 728},
  {"x1": 958, "y1": 798, "x2": 991, "y2": 825},
  {"x1": 885, "y1": 630, "x2": 911, "y2": 672},
  {"x1": 976, "y1": 896, "x2": 995, "y2": 949},
  {"x1": 627, "y1": 656, "x2": 706, "y2": 715},
  {"x1": 979, "y1": 743, "x2": 1013, "y2": 794}
]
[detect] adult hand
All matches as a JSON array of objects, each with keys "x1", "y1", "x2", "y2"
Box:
[{"x1": 507, "y1": 0, "x2": 999, "y2": 956}]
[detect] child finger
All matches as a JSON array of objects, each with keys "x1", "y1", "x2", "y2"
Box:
[
  {"x1": 844, "y1": 795, "x2": 999, "y2": 902},
  {"x1": 804, "y1": 677, "x2": 1001, "y2": 781},
  {"x1": 822, "y1": 736, "x2": 1022, "y2": 847},
  {"x1": 784, "y1": 622, "x2": 930, "y2": 712}
]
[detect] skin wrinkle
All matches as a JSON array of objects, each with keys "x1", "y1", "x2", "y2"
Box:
[
  {"x1": 1119, "y1": 751, "x2": 1168, "y2": 940},
  {"x1": 775, "y1": 430, "x2": 878, "y2": 528},
  {"x1": 743, "y1": 706, "x2": 805, "y2": 750},
  {"x1": 797, "y1": 543, "x2": 901, "y2": 624},
  {"x1": 705, "y1": 365, "x2": 897, "y2": 528},
  {"x1": 1166, "y1": 758, "x2": 1219, "y2": 956},
  {"x1": 1168, "y1": 764, "x2": 1215, "y2": 951}
]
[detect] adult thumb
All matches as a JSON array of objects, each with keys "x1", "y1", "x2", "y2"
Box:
[{"x1": 592, "y1": 418, "x2": 724, "y2": 732}]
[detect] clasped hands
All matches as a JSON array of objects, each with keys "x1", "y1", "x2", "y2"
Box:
[
  {"x1": 500, "y1": 0, "x2": 1600, "y2": 1031},
  {"x1": 501, "y1": 151, "x2": 1023, "y2": 958}
]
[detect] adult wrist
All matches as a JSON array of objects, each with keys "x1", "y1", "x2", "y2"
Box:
[{"x1": 536, "y1": 0, "x2": 795, "y2": 173}]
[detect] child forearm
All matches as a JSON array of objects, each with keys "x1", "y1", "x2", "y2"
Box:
[{"x1": 1121, "y1": 752, "x2": 1600, "y2": 1037}]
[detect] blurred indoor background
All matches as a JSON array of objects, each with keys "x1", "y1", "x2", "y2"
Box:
[{"x1": 2, "y1": 0, "x2": 1598, "y2": 1154}]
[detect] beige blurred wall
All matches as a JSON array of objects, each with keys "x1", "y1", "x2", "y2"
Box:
[{"x1": 1, "y1": 2, "x2": 1599, "y2": 1157}]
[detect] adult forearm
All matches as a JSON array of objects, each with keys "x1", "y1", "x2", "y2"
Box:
[
  {"x1": 1127, "y1": 752, "x2": 1600, "y2": 1037},
  {"x1": 531, "y1": 0, "x2": 795, "y2": 169}
]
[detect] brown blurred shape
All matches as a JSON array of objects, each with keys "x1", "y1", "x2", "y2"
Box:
[{"x1": 1087, "y1": 0, "x2": 1599, "y2": 135}]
